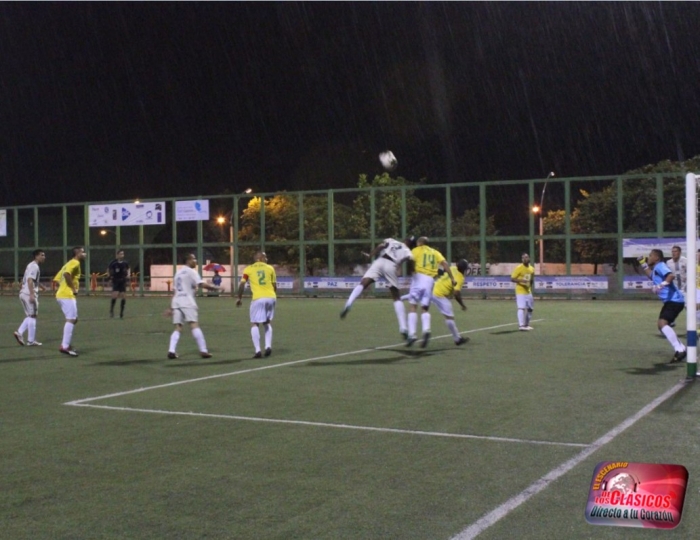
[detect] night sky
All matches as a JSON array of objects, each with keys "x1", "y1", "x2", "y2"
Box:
[{"x1": 2, "y1": 2, "x2": 700, "y2": 207}]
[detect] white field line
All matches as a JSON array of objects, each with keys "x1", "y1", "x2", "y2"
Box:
[
  {"x1": 449, "y1": 379, "x2": 689, "y2": 540},
  {"x1": 68, "y1": 403, "x2": 587, "y2": 448},
  {"x1": 65, "y1": 320, "x2": 541, "y2": 406}
]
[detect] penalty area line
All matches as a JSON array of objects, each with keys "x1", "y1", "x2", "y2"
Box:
[
  {"x1": 449, "y1": 379, "x2": 688, "y2": 540},
  {"x1": 68, "y1": 403, "x2": 585, "y2": 448},
  {"x1": 64, "y1": 320, "x2": 528, "y2": 406}
]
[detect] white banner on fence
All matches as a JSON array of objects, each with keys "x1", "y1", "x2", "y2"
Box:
[
  {"x1": 622, "y1": 238, "x2": 694, "y2": 258},
  {"x1": 623, "y1": 276, "x2": 654, "y2": 290},
  {"x1": 89, "y1": 202, "x2": 166, "y2": 227},
  {"x1": 465, "y1": 277, "x2": 514, "y2": 290},
  {"x1": 303, "y1": 277, "x2": 361, "y2": 289},
  {"x1": 534, "y1": 276, "x2": 608, "y2": 290},
  {"x1": 175, "y1": 200, "x2": 210, "y2": 222},
  {"x1": 0, "y1": 209, "x2": 6, "y2": 237}
]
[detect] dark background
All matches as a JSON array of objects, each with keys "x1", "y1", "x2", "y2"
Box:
[{"x1": 1, "y1": 2, "x2": 699, "y2": 207}]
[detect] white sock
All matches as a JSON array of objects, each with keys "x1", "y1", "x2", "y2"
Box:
[
  {"x1": 251, "y1": 326, "x2": 261, "y2": 352},
  {"x1": 169, "y1": 330, "x2": 181, "y2": 353},
  {"x1": 27, "y1": 318, "x2": 37, "y2": 342},
  {"x1": 526, "y1": 310, "x2": 532, "y2": 326},
  {"x1": 394, "y1": 301, "x2": 407, "y2": 333},
  {"x1": 661, "y1": 325, "x2": 684, "y2": 352},
  {"x1": 264, "y1": 324, "x2": 272, "y2": 349},
  {"x1": 192, "y1": 327, "x2": 207, "y2": 352},
  {"x1": 18, "y1": 317, "x2": 29, "y2": 335},
  {"x1": 408, "y1": 312, "x2": 418, "y2": 337},
  {"x1": 445, "y1": 319, "x2": 460, "y2": 340},
  {"x1": 518, "y1": 309, "x2": 526, "y2": 327},
  {"x1": 62, "y1": 322, "x2": 74, "y2": 349},
  {"x1": 345, "y1": 285, "x2": 365, "y2": 308},
  {"x1": 421, "y1": 312, "x2": 431, "y2": 334}
]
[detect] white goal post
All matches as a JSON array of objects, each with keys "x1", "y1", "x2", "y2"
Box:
[{"x1": 686, "y1": 172, "x2": 697, "y2": 378}]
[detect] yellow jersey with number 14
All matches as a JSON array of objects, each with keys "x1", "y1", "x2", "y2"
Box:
[
  {"x1": 242, "y1": 262, "x2": 277, "y2": 300},
  {"x1": 511, "y1": 263, "x2": 534, "y2": 295},
  {"x1": 411, "y1": 245, "x2": 446, "y2": 278}
]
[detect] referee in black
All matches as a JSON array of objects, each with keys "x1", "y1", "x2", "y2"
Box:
[{"x1": 108, "y1": 249, "x2": 130, "y2": 318}]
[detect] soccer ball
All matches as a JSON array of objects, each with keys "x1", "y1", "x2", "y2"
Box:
[{"x1": 379, "y1": 150, "x2": 397, "y2": 171}]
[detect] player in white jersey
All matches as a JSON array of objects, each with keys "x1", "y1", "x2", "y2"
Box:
[
  {"x1": 14, "y1": 249, "x2": 46, "y2": 346},
  {"x1": 340, "y1": 236, "x2": 414, "y2": 338},
  {"x1": 164, "y1": 253, "x2": 221, "y2": 359}
]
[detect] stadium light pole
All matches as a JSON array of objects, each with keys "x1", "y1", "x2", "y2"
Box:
[
  {"x1": 534, "y1": 171, "x2": 555, "y2": 275},
  {"x1": 216, "y1": 215, "x2": 234, "y2": 280}
]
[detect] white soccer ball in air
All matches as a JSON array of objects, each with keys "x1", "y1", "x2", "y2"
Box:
[{"x1": 379, "y1": 150, "x2": 397, "y2": 171}]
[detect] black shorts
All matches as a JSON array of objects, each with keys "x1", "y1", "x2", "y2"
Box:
[
  {"x1": 112, "y1": 280, "x2": 127, "y2": 293},
  {"x1": 659, "y1": 301, "x2": 684, "y2": 324}
]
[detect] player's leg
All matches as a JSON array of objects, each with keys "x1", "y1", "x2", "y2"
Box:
[
  {"x1": 14, "y1": 295, "x2": 30, "y2": 345},
  {"x1": 524, "y1": 295, "x2": 534, "y2": 329},
  {"x1": 189, "y1": 318, "x2": 211, "y2": 358},
  {"x1": 119, "y1": 284, "x2": 127, "y2": 318},
  {"x1": 168, "y1": 309, "x2": 184, "y2": 358},
  {"x1": 341, "y1": 272, "x2": 375, "y2": 318},
  {"x1": 419, "y1": 275, "x2": 434, "y2": 347},
  {"x1": 659, "y1": 303, "x2": 686, "y2": 362},
  {"x1": 516, "y1": 295, "x2": 529, "y2": 330},
  {"x1": 263, "y1": 299, "x2": 275, "y2": 356},
  {"x1": 388, "y1": 280, "x2": 407, "y2": 339},
  {"x1": 58, "y1": 299, "x2": 79, "y2": 355},
  {"x1": 110, "y1": 289, "x2": 117, "y2": 317},
  {"x1": 250, "y1": 300, "x2": 263, "y2": 357}
]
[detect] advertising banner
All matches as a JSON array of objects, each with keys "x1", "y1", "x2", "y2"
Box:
[{"x1": 89, "y1": 202, "x2": 166, "y2": 227}]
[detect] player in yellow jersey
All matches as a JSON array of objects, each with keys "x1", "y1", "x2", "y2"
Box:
[
  {"x1": 237, "y1": 251, "x2": 277, "y2": 358},
  {"x1": 407, "y1": 237, "x2": 454, "y2": 347},
  {"x1": 510, "y1": 252, "x2": 536, "y2": 331},
  {"x1": 432, "y1": 259, "x2": 470, "y2": 346},
  {"x1": 53, "y1": 246, "x2": 86, "y2": 356}
]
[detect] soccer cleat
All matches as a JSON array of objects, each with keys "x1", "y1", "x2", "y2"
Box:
[
  {"x1": 455, "y1": 337, "x2": 469, "y2": 346},
  {"x1": 200, "y1": 352, "x2": 212, "y2": 359},
  {"x1": 519, "y1": 326, "x2": 533, "y2": 331},
  {"x1": 340, "y1": 307, "x2": 350, "y2": 319},
  {"x1": 406, "y1": 336, "x2": 417, "y2": 347},
  {"x1": 13, "y1": 331, "x2": 25, "y2": 346},
  {"x1": 253, "y1": 351, "x2": 263, "y2": 359},
  {"x1": 59, "y1": 347, "x2": 78, "y2": 357},
  {"x1": 264, "y1": 348, "x2": 272, "y2": 357},
  {"x1": 524, "y1": 326, "x2": 534, "y2": 330},
  {"x1": 167, "y1": 352, "x2": 178, "y2": 359},
  {"x1": 420, "y1": 332, "x2": 431, "y2": 348},
  {"x1": 27, "y1": 341, "x2": 42, "y2": 346},
  {"x1": 400, "y1": 330, "x2": 408, "y2": 340},
  {"x1": 670, "y1": 350, "x2": 687, "y2": 364}
]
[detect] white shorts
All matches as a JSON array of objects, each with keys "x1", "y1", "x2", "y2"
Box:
[
  {"x1": 19, "y1": 293, "x2": 39, "y2": 317},
  {"x1": 695, "y1": 290, "x2": 700, "y2": 304},
  {"x1": 431, "y1": 295, "x2": 454, "y2": 317},
  {"x1": 363, "y1": 257, "x2": 400, "y2": 289},
  {"x1": 173, "y1": 307, "x2": 198, "y2": 325},
  {"x1": 57, "y1": 298, "x2": 78, "y2": 320},
  {"x1": 250, "y1": 298, "x2": 276, "y2": 323},
  {"x1": 516, "y1": 294, "x2": 534, "y2": 310},
  {"x1": 408, "y1": 273, "x2": 435, "y2": 308}
]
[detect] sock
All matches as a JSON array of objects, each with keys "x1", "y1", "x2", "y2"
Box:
[
  {"x1": 110, "y1": 298, "x2": 116, "y2": 312},
  {"x1": 120, "y1": 299, "x2": 126, "y2": 316},
  {"x1": 251, "y1": 326, "x2": 261, "y2": 352},
  {"x1": 62, "y1": 322, "x2": 74, "y2": 349},
  {"x1": 518, "y1": 309, "x2": 526, "y2": 327},
  {"x1": 18, "y1": 317, "x2": 29, "y2": 335},
  {"x1": 445, "y1": 319, "x2": 460, "y2": 340},
  {"x1": 421, "y1": 312, "x2": 431, "y2": 334},
  {"x1": 264, "y1": 324, "x2": 272, "y2": 349},
  {"x1": 661, "y1": 325, "x2": 684, "y2": 352},
  {"x1": 169, "y1": 330, "x2": 181, "y2": 353},
  {"x1": 408, "y1": 312, "x2": 418, "y2": 337},
  {"x1": 345, "y1": 285, "x2": 364, "y2": 308},
  {"x1": 27, "y1": 318, "x2": 37, "y2": 342},
  {"x1": 393, "y1": 300, "x2": 407, "y2": 333},
  {"x1": 525, "y1": 310, "x2": 532, "y2": 326},
  {"x1": 192, "y1": 327, "x2": 207, "y2": 352}
]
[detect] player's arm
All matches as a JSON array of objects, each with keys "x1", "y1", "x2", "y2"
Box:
[
  {"x1": 63, "y1": 271, "x2": 76, "y2": 292},
  {"x1": 369, "y1": 242, "x2": 387, "y2": 259},
  {"x1": 199, "y1": 280, "x2": 220, "y2": 292},
  {"x1": 637, "y1": 257, "x2": 653, "y2": 278},
  {"x1": 454, "y1": 290, "x2": 467, "y2": 311},
  {"x1": 440, "y1": 260, "x2": 456, "y2": 286},
  {"x1": 27, "y1": 277, "x2": 36, "y2": 302},
  {"x1": 236, "y1": 274, "x2": 249, "y2": 307}
]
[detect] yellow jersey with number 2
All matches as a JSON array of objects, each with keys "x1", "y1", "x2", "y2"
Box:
[{"x1": 242, "y1": 262, "x2": 277, "y2": 300}]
